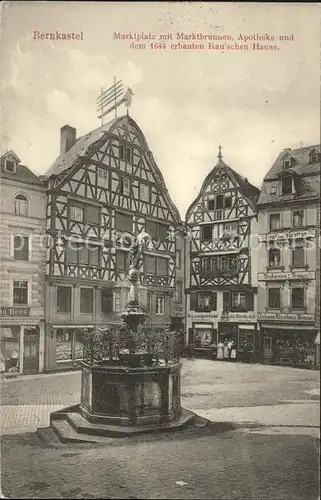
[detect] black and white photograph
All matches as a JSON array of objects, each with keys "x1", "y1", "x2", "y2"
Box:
[{"x1": 0, "y1": 2, "x2": 320, "y2": 499}]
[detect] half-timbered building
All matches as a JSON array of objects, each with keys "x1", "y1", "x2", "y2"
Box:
[
  {"x1": 185, "y1": 148, "x2": 260, "y2": 355},
  {"x1": 42, "y1": 116, "x2": 183, "y2": 371}
]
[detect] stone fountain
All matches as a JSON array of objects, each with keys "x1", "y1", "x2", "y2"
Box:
[{"x1": 39, "y1": 233, "x2": 194, "y2": 443}]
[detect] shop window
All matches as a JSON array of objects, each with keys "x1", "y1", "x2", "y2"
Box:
[
  {"x1": 269, "y1": 213, "x2": 280, "y2": 231},
  {"x1": 57, "y1": 286, "x2": 72, "y2": 313},
  {"x1": 268, "y1": 248, "x2": 281, "y2": 267},
  {"x1": 281, "y1": 176, "x2": 293, "y2": 195},
  {"x1": 115, "y1": 211, "x2": 132, "y2": 232},
  {"x1": 70, "y1": 205, "x2": 84, "y2": 222},
  {"x1": 291, "y1": 288, "x2": 304, "y2": 309},
  {"x1": 101, "y1": 289, "x2": 113, "y2": 314},
  {"x1": 194, "y1": 328, "x2": 213, "y2": 347},
  {"x1": 156, "y1": 295, "x2": 165, "y2": 315},
  {"x1": 56, "y1": 329, "x2": 72, "y2": 361},
  {"x1": 292, "y1": 210, "x2": 304, "y2": 228},
  {"x1": 201, "y1": 225, "x2": 212, "y2": 242},
  {"x1": 14, "y1": 194, "x2": 28, "y2": 216},
  {"x1": 268, "y1": 288, "x2": 281, "y2": 309},
  {"x1": 80, "y1": 288, "x2": 93, "y2": 314},
  {"x1": 13, "y1": 235, "x2": 29, "y2": 261},
  {"x1": 292, "y1": 244, "x2": 305, "y2": 267},
  {"x1": 13, "y1": 281, "x2": 28, "y2": 305},
  {"x1": 139, "y1": 183, "x2": 150, "y2": 202}
]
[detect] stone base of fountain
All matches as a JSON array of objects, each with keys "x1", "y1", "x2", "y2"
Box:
[{"x1": 41, "y1": 360, "x2": 195, "y2": 444}]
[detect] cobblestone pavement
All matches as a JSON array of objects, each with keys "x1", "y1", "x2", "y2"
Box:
[
  {"x1": 1, "y1": 426, "x2": 319, "y2": 499},
  {"x1": 0, "y1": 360, "x2": 319, "y2": 434},
  {"x1": 0, "y1": 360, "x2": 319, "y2": 499}
]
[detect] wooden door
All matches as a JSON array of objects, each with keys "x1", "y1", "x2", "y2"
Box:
[
  {"x1": 23, "y1": 328, "x2": 39, "y2": 374},
  {"x1": 263, "y1": 336, "x2": 273, "y2": 359}
]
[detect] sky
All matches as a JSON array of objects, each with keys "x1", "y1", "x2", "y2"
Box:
[{"x1": 1, "y1": 2, "x2": 320, "y2": 218}]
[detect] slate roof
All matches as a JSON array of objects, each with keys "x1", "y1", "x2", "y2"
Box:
[
  {"x1": 263, "y1": 145, "x2": 320, "y2": 180},
  {"x1": 0, "y1": 153, "x2": 44, "y2": 187},
  {"x1": 186, "y1": 158, "x2": 260, "y2": 221},
  {"x1": 258, "y1": 144, "x2": 320, "y2": 206},
  {"x1": 45, "y1": 117, "x2": 119, "y2": 178}
]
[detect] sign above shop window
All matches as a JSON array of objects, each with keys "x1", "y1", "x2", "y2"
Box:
[
  {"x1": 0, "y1": 307, "x2": 30, "y2": 317},
  {"x1": 258, "y1": 271, "x2": 315, "y2": 281},
  {"x1": 220, "y1": 312, "x2": 256, "y2": 322},
  {"x1": 187, "y1": 312, "x2": 218, "y2": 319},
  {"x1": 258, "y1": 312, "x2": 314, "y2": 322},
  {"x1": 259, "y1": 229, "x2": 316, "y2": 242}
]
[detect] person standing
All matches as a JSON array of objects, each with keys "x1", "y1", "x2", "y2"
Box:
[
  {"x1": 223, "y1": 339, "x2": 229, "y2": 360},
  {"x1": 227, "y1": 339, "x2": 233, "y2": 360},
  {"x1": 230, "y1": 340, "x2": 237, "y2": 362},
  {"x1": 217, "y1": 340, "x2": 224, "y2": 360},
  {"x1": 10, "y1": 349, "x2": 19, "y2": 371}
]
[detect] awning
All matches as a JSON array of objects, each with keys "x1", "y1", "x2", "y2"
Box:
[{"x1": 315, "y1": 332, "x2": 320, "y2": 345}]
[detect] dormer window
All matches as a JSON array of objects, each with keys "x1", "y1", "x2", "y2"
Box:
[
  {"x1": 14, "y1": 194, "x2": 28, "y2": 216},
  {"x1": 281, "y1": 176, "x2": 294, "y2": 195},
  {"x1": 309, "y1": 150, "x2": 319, "y2": 164},
  {"x1": 5, "y1": 159, "x2": 16, "y2": 173},
  {"x1": 282, "y1": 154, "x2": 293, "y2": 169}
]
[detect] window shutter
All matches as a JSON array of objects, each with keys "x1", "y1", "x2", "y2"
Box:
[
  {"x1": 246, "y1": 292, "x2": 254, "y2": 311},
  {"x1": 190, "y1": 293, "x2": 198, "y2": 311},
  {"x1": 211, "y1": 292, "x2": 217, "y2": 311},
  {"x1": 223, "y1": 292, "x2": 230, "y2": 311}
]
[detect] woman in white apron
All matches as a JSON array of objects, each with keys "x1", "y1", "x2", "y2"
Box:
[
  {"x1": 230, "y1": 341, "x2": 237, "y2": 362},
  {"x1": 217, "y1": 341, "x2": 224, "y2": 360},
  {"x1": 223, "y1": 340, "x2": 229, "y2": 360}
]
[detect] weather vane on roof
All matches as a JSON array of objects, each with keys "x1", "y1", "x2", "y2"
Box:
[
  {"x1": 96, "y1": 77, "x2": 134, "y2": 125},
  {"x1": 218, "y1": 145, "x2": 223, "y2": 161}
]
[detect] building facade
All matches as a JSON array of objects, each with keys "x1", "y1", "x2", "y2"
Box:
[
  {"x1": 43, "y1": 117, "x2": 184, "y2": 371},
  {"x1": 184, "y1": 149, "x2": 260, "y2": 354},
  {"x1": 0, "y1": 151, "x2": 46, "y2": 374},
  {"x1": 257, "y1": 145, "x2": 320, "y2": 366}
]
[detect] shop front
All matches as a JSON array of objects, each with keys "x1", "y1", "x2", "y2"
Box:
[
  {"x1": 259, "y1": 320, "x2": 318, "y2": 368},
  {"x1": 0, "y1": 307, "x2": 44, "y2": 375},
  {"x1": 218, "y1": 311, "x2": 258, "y2": 352}
]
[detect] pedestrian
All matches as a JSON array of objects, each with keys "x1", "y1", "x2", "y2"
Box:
[
  {"x1": 230, "y1": 340, "x2": 237, "y2": 362},
  {"x1": 187, "y1": 343, "x2": 195, "y2": 361},
  {"x1": 10, "y1": 349, "x2": 18, "y2": 371},
  {"x1": 223, "y1": 339, "x2": 229, "y2": 360},
  {"x1": 217, "y1": 341, "x2": 224, "y2": 360},
  {"x1": 210, "y1": 341, "x2": 217, "y2": 360},
  {"x1": 227, "y1": 339, "x2": 233, "y2": 360},
  {"x1": 243, "y1": 341, "x2": 250, "y2": 363}
]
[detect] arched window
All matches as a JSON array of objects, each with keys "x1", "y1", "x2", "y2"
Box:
[{"x1": 14, "y1": 194, "x2": 28, "y2": 216}]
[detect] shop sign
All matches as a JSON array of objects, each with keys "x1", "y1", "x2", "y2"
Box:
[
  {"x1": 259, "y1": 229, "x2": 316, "y2": 242},
  {"x1": 220, "y1": 312, "x2": 256, "y2": 322},
  {"x1": 187, "y1": 312, "x2": 218, "y2": 319},
  {"x1": 258, "y1": 271, "x2": 315, "y2": 281},
  {"x1": 0, "y1": 307, "x2": 30, "y2": 317},
  {"x1": 258, "y1": 312, "x2": 314, "y2": 322}
]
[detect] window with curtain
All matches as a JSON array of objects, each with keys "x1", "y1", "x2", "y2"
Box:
[{"x1": 14, "y1": 194, "x2": 28, "y2": 216}]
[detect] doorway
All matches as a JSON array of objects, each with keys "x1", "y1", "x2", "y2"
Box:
[
  {"x1": 263, "y1": 336, "x2": 273, "y2": 360},
  {"x1": 23, "y1": 328, "x2": 39, "y2": 374}
]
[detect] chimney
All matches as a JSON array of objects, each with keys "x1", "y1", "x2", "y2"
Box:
[{"x1": 60, "y1": 125, "x2": 76, "y2": 155}]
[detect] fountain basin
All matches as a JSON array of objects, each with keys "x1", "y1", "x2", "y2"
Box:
[{"x1": 80, "y1": 361, "x2": 182, "y2": 426}]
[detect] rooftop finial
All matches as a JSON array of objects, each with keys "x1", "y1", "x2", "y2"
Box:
[{"x1": 218, "y1": 144, "x2": 222, "y2": 161}]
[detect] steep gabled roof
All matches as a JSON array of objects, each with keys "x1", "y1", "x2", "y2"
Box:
[
  {"x1": 185, "y1": 157, "x2": 260, "y2": 221},
  {"x1": 45, "y1": 115, "x2": 181, "y2": 224}
]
